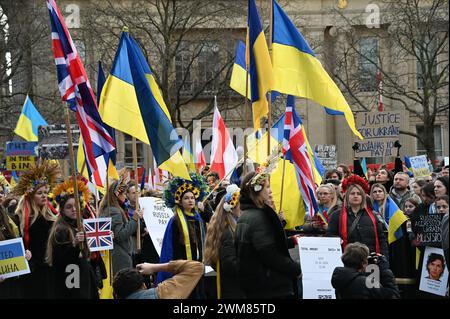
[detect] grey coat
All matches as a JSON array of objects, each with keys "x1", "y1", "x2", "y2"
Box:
[{"x1": 108, "y1": 206, "x2": 138, "y2": 276}]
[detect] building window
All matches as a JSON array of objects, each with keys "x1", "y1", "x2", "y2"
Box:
[
  {"x1": 124, "y1": 134, "x2": 145, "y2": 167},
  {"x1": 358, "y1": 37, "x2": 378, "y2": 92},
  {"x1": 198, "y1": 42, "x2": 219, "y2": 93},
  {"x1": 416, "y1": 36, "x2": 438, "y2": 90},
  {"x1": 416, "y1": 125, "x2": 443, "y2": 157},
  {"x1": 175, "y1": 41, "x2": 193, "y2": 93}
]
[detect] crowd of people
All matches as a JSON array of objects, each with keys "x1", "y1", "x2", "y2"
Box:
[{"x1": 0, "y1": 156, "x2": 448, "y2": 299}]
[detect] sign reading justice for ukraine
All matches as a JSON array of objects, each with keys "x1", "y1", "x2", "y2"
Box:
[
  {"x1": 0, "y1": 238, "x2": 30, "y2": 279},
  {"x1": 356, "y1": 111, "x2": 403, "y2": 158}
]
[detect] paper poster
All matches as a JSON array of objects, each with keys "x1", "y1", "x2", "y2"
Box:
[
  {"x1": 140, "y1": 197, "x2": 174, "y2": 256},
  {"x1": 419, "y1": 246, "x2": 448, "y2": 296},
  {"x1": 410, "y1": 155, "x2": 431, "y2": 178},
  {"x1": 0, "y1": 238, "x2": 30, "y2": 279},
  {"x1": 298, "y1": 237, "x2": 343, "y2": 299},
  {"x1": 83, "y1": 218, "x2": 114, "y2": 252}
]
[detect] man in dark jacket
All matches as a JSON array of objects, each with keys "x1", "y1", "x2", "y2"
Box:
[
  {"x1": 332, "y1": 242, "x2": 400, "y2": 299},
  {"x1": 236, "y1": 193, "x2": 301, "y2": 299}
]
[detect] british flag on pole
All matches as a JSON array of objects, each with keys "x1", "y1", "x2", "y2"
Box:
[
  {"x1": 47, "y1": 0, "x2": 115, "y2": 187},
  {"x1": 83, "y1": 218, "x2": 113, "y2": 252}
]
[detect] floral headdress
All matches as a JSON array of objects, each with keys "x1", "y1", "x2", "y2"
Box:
[
  {"x1": 248, "y1": 147, "x2": 280, "y2": 192},
  {"x1": 52, "y1": 176, "x2": 91, "y2": 206},
  {"x1": 12, "y1": 160, "x2": 61, "y2": 197},
  {"x1": 0, "y1": 173, "x2": 9, "y2": 190},
  {"x1": 163, "y1": 172, "x2": 208, "y2": 208},
  {"x1": 223, "y1": 184, "x2": 240, "y2": 212},
  {"x1": 341, "y1": 174, "x2": 370, "y2": 194}
]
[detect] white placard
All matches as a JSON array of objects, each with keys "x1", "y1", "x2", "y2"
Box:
[
  {"x1": 419, "y1": 246, "x2": 449, "y2": 296},
  {"x1": 445, "y1": 157, "x2": 449, "y2": 167},
  {"x1": 298, "y1": 237, "x2": 343, "y2": 299},
  {"x1": 140, "y1": 197, "x2": 174, "y2": 256}
]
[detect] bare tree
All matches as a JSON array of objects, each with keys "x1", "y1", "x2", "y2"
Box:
[{"x1": 329, "y1": 0, "x2": 448, "y2": 163}]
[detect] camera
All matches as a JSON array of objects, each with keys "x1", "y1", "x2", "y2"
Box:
[{"x1": 367, "y1": 252, "x2": 382, "y2": 265}]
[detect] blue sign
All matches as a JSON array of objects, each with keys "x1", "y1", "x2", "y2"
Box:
[{"x1": 5, "y1": 142, "x2": 38, "y2": 156}]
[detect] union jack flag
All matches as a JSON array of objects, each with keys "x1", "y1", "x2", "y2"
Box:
[
  {"x1": 83, "y1": 218, "x2": 113, "y2": 252},
  {"x1": 47, "y1": 0, "x2": 115, "y2": 187},
  {"x1": 282, "y1": 96, "x2": 319, "y2": 218}
]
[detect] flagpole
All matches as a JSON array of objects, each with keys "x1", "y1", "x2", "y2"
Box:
[
  {"x1": 244, "y1": 27, "x2": 250, "y2": 177},
  {"x1": 267, "y1": 0, "x2": 274, "y2": 157},
  {"x1": 132, "y1": 137, "x2": 141, "y2": 252},
  {"x1": 105, "y1": 172, "x2": 113, "y2": 286},
  {"x1": 63, "y1": 108, "x2": 83, "y2": 250},
  {"x1": 278, "y1": 156, "x2": 287, "y2": 213}
]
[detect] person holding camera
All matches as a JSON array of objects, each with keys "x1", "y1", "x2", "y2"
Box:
[{"x1": 332, "y1": 242, "x2": 400, "y2": 299}]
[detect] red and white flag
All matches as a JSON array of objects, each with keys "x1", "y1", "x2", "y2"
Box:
[
  {"x1": 149, "y1": 157, "x2": 169, "y2": 192},
  {"x1": 210, "y1": 97, "x2": 238, "y2": 179},
  {"x1": 194, "y1": 136, "x2": 206, "y2": 173}
]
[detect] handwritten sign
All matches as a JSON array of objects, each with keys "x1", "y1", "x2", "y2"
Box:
[
  {"x1": 314, "y1": 145, "x2": 337, "y2": 170},
  {"x1": 6, "y1": 156, "x2": 36, "y2": 171},
  {"x1": 5, "y1": 142, "x2": 38, "y2": 156},
  {"x1": 412, "y1": 213, "x2": 443, "y2": 247},
  {"x1": 419, "y1": 247, "x2": 448, "y2": 297},
  {"x1": 409, "y1": 155, "x2": 431, "y2": 178},
  {"x1": 0, "y1": 238, "x2": 30, "y2": 279},
  {"x1": 298, "y1": 237, "x2": 343, "y2": 299},
  {"x1": 356, "y1": 111, "x2": 402, "y2": 158},
  {"x1": 140, "y1": 197, "x2": 174, "y2": 256}
]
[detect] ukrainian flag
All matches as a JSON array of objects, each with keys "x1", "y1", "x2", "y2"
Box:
[
  {"x1": 182, "y1": 135, "x2": 196, "y2": 173},
  {"x1": 99, "y1": 30, "x2": 189, "y2": 180},
  {"x1": 375, "y1": 197, "x2": 408, "y2": 244},
  {"x1": 14, "y1": 95, "x2": 48, "y2": 142},
  {"x1": 272, "y1": 0, "x2": 362, "y2": 139},
  {"x1": 230, "y1": 40, "x2": 251, "y2": 99},
  {"x1": 248, "y1": 0, "x2": 274, "y2": 131}
]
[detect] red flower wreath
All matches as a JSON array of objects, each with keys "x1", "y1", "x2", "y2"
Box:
[{"x1": 341, "y1": 174, "x2": 370, "y2": 194}]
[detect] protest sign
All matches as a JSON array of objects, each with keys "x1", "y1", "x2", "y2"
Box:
[
  {"x1": 83, "y1": 218, "x2": 113, "y2": 252},
  {"x1": 419, "y1": 246, "x2": 448, "y2": 297},
  {"x1": 5, "y1": 141, "x2": 38, "y2": 156},
  {"x1": 409, "y1": 155, "x2": 431, "y2": 178},
  {"x1": 412, "y1": 213, "x2": 443, "y2": 247},
  {"x1": 6, "y1": 155, "x2": 36, "y2": 171},
  {"x1": 0, "y1": 238, "x2": 30, "y2": 279},
  {"x1": 445, "y1": 157, "x2": 449, "y2": 167},
  {"x1": 355, "y1": 111, "x2": 402, "y2": 158},
  {"x1": 298, "y1": 237, "x2": 343, "y2": 299},
  {"x1": 37, "y1": 124, "x2": 80, "y2": 160},
  {"x1": 140, "y1": 197, "x2": 174, "y2": 256},
  {"x1": 314, "y1": 144, "x2": 337, "y2": 170}
]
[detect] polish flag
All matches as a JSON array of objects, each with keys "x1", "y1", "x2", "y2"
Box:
[
  {"x1": 210, "y1": 97, "x2": 238, "y2": 179},
  {"x1": 194, "y1": 136, "x2": 206, "y2": 173}
]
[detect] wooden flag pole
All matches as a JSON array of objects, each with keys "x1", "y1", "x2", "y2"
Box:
[
  {"x1": 278, "y1": 156, "x2": 287, "y2": 213},
  {"x1": 132, "y1": 137, "x2": 141, "y2": 252},
  {"x1": 64, "y1": 108, "x2": 83, "y2": 250},
  {"x1": 244, "y1": 27, "x2": 250, "y2": 177},
  {"x1": 106, "y1": 175, "x2": 113, "y2": 285},
  {"x1": 267, "y1": 0, "x2": 274, "y2": 158}
]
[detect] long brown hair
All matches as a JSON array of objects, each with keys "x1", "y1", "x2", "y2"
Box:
[
  {"x1": 240, "y1": 172, "x2": 266, "y2": 209},
  {"x1": 99, "y1": 180, "x2": 125, "y2": 218},
  {"x1": 203, "y1": 197, "x2": 238, "y2": 266},
  {"x1": 0, "y1": 206, "x2": 15, "y2": 241}
]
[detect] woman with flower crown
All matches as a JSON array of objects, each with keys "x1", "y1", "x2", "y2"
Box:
[
  {"x1": 13, "y1": 160, "x2": 60, "y2": 298},
  {"x1": 46, "y1": 176, "x2": 99, "y2": 299},
  {"x1": 156, "y1": 172, "x2": 209, "y2": 298},
  {"x1": 204, "y1": 184, "x2": 245, "y2": 299},
  {"x1": 327, "y1": 175, "x2": 389, "y2": 257},
  {"x1": 235, "y1": 155, "x2": 301, "y2": 299}
]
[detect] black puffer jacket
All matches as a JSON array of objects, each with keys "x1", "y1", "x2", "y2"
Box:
[
  {"x1": 331, "y1": 257, "x2": 400, "y2": 299},
  {"x1": 235, "y1": 196, "x2": 301, "y2": 299}
]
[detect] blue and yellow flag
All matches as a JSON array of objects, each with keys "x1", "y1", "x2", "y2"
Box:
[
  {"x1": 182, "y1": 135, "x2": 196, "y2": 173},
  {"x1": 272, "y1": 0, "x2": 362, "y2": 139},
  {"x1": 375, "y1": 197, "x2": 408, "y2": 244},
  {"x1": 14, "y1": 95, "x2": 48, "y2": 142},
  {"x1": 99, "y1": 31, "x2": 189, "y2": 180},
  {"x1": 230, "y1": 40, "x2": 251, "y2": 99},
  {"x1": 248, "y1": 0, "x2": 273, "y2": 131}
]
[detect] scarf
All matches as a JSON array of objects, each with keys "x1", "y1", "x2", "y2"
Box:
[{"x1": 340, "y1": 205, "x2": 380, "y2": 254}]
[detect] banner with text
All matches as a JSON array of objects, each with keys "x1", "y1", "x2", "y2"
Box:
[
  {"x1": 356, "y1": 111, "x2": 402, "y2": 158},
  {"x1": 0, "y1": 238, "x2": 30, "y2": 279},
  {"x1": 314, "y1": 145, "x2": 337, "y2": 170}
]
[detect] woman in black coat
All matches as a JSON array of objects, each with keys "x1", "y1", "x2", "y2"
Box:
[
  {"x1": 235, "y1": 172, "x2": 301, "y2": 299},
  {"x1": 204, "y1": 184, "x2": 244, "y2": 299}
]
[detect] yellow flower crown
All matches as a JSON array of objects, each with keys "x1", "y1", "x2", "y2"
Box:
[
  {"x1": 52, "y1": 176, "x2": 91, "y2": 206},
  {"x1": 223, "y1": 184, "x2": 240, "y2": 212},
  {"x1": 174, "y1": 182, "x2": 201, "y2": 204}
]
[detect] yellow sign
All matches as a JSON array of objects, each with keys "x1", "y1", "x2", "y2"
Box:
[{"x1": 6, "y1": 156, "x2": 36, "y2": 171}]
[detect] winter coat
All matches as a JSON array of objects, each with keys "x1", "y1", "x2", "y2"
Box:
[
  {"x1": 109, "y1": 206, "x2": 138, "y2": 275},
  {"x1": 219, "y1": 226, "x2": 244, "y2": 299},
  {"x1": 331, "y1": 258, "x2": 400, "y2": 299},
  {"x1": 327, "y1": 207, "x2": 389, "y2": 257},
  {"x1": 235, "y1": 196, "x2": 300, "y2": 299},
  {"x1": 389, "y1": 189, "x2": 422, "y2": 211}
]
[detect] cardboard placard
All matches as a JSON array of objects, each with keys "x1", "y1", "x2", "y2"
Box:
[{"x1": 0, "y1": 238, "x2": 30, "y2": 279}]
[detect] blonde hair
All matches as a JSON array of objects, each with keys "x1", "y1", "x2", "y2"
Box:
[
  {"x1": 317, "y1": 184, "x2": 338, "y2": 211},
  {"x1": 15, "y1": 190, "x2": 57, "y2": 236},
  {"x1": 344, "y1": 184, "x2": 367, "y2": 211},
  {"x1": 370, "y1": 183, "x2": 387, "y2": 216},
  {"x1": 203, "y1": 197, "x2": 238, "y2": 266}
]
